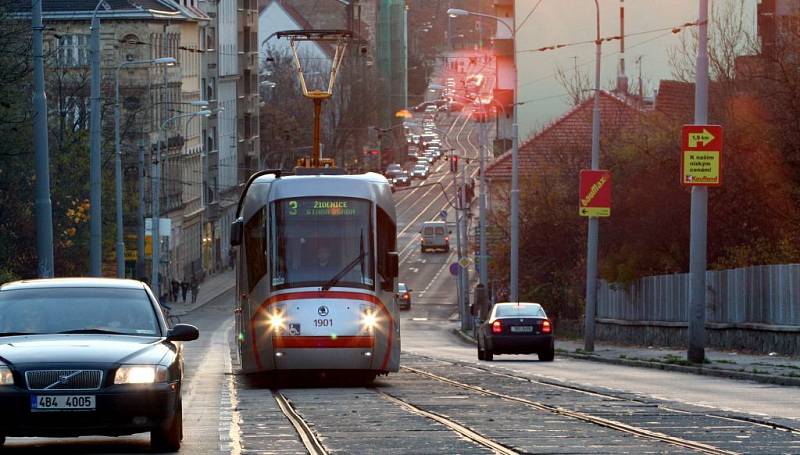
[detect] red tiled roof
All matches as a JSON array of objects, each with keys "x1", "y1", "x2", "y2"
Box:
[
  {"x1": 486, "y1": 91, "x2": 643, "y2": 180},
  {"x1": 654, "y1": 80, "x2": 694, "y2": 121}
]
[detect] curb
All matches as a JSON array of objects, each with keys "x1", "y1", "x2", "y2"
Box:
[
  {"x1": 451, "y1": 329, "x2": 800, "y2": 387},
  {"x1": 171, "y1": 284, "x2": 235, "y2": 317}
]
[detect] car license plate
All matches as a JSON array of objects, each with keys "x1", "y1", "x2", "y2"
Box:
[
  {"x1": 31, "y1": 395, "x2": 95, "y2": 411},
  {"x1": 510, "y1": 326, "x2": 533, "y2": 333}
]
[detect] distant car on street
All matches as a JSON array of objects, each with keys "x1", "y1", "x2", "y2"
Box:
[
  {"x1": 389, "y1": 170, "x2": 410, "y2": 188},
  {"x1": 0, "y1": 278, "x2": 200, "y2": 451},
  {"x1": 420, "y1": 221, "x2": 449, "y2": 253},
  {"x1": 477, "y1": 302, "x2": 554, "y2": 362},
  {"x1": 394, "y1": 282, "x2": 412, "y2": 311},
  {"x1": 385, "y1": 163, "x2": 402, "y2": 176},
  {"x1": 411, "y1": 164, "x2": 428, "y2": 180}
]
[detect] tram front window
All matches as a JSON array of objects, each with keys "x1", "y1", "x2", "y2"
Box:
[{"x1": 271, "y1": 197, "x2": 375, "y2": 290}]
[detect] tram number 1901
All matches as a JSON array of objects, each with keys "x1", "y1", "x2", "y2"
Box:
[{"x1": 314, "y1": 318, "x2": 333, "y2": 327}]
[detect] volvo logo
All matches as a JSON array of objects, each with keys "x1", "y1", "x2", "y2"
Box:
[
  {"x1": 58, "y1": 375, "x2": 70, "y2": 384},
  {"x1": 318, "y1": 305, "x2": 329, "y2": 317}
]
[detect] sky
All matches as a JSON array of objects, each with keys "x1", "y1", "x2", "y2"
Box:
[{"x1": 513, "y1": 0, "x2": 757, "y2": 139}]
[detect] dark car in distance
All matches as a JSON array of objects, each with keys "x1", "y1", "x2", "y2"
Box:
[
  {"x1": 477, "y1": 302, "x2": 554, "y2": 362},
  {"x1": 394, "y1": 282, "x2": 412, "y2": 311},
  {"x1": 0, "y1": 278, "x2": 199, "y2": 451}
]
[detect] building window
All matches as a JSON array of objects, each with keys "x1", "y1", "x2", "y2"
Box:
[{"x1": 58, "y1": 35, "x2": 89, "y2": 68}]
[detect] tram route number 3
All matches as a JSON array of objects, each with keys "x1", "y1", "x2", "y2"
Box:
[{"x1": 314, "y1": 318, "x2": 334, "y2": 327}]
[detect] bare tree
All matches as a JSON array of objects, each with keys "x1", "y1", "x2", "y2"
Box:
[{"x1": 554, "y1": 57, "x2": 591, "y2": 106}]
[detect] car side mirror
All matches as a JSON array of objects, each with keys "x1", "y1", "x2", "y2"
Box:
[
  {"x1": 167, "y1": 323, "x2": 199, "y2": 342},
  {"x1": 230, "y1": 218, "x2": 243, "y2": 247}
]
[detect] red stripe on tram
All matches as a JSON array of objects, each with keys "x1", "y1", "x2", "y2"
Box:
[
  {"x1": 273, "y1": 336, "x2": 374, "y2": 349},
  {"x1": 249, "y1": 291, "x2": 394, "y2": 371}
]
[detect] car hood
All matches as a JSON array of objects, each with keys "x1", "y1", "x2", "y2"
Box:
[{"x1": 0, "y1": 334, "x2": 169, "y2": 366}]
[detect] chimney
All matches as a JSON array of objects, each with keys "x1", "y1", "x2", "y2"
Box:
[{"x1": 616, "y1": 0, "x2": 629, "y2": 94}]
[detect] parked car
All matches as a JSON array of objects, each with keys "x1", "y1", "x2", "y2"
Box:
[
  {"x1": 0, "y1": 278, "x2": 200, "y2": 451},
  {"x1": 420, "y1": 220, "x2": 449, "y2": 253},
  {"x1": 394, "y1": 283, "x2": 412, "y2": 311},
  {"x1": 476, "y1": 302, "x2": 554, "y2": 362}
]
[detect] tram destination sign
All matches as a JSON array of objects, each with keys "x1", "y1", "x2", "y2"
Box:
[
  {"x1": 681, "y1": 125, "x2": 723, "y2": 186},
  {"x1": 286, "y1": 198, "x2": 360, "y2": 217}
]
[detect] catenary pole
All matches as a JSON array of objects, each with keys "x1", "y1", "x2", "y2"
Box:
[
  {"x1": 137, "y1": 142, "x2": 145, "y2": 279},
  {"x1": 89, "y1": 2, "x2": 105, "y2": 276},
  {"x1": 688, "y1": 0, "x2": 709, "y2": 364},
  {"x1": 460, "y1": 154, "x2": 470, "y2": 330},
  {"x1": 152, "y1": 49, "x2": 167, "y2": 297},
  {"x1": 32, "y1": 0, "x2": 54, "y2": 278},
  {"x1": 584, "y1": 0, "x2": 602, "y2": 352},
  {"x1": 114, "y1": 66, "x2": 125, "y2": 277}
]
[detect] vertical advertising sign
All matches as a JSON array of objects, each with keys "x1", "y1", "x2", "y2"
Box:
[
  {"x1": 579, "y1": 170, "x2": 612, "y2": 217},
  {"x1": 681, "y1": 125, "x2": 723, "y2": 186}
]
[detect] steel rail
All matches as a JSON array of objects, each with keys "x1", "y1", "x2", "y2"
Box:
[
  {"x1": 272, "y1": 391, "x2": 329, "y2": 455},
  {"x1": 373, "y1": 388, "x2": 519, "y2": 455},
  {"x1": 401, "y1": 366, "x2": 738, "y2": 455},
  {"x1": 408, "y1": 353, "x2": 800, "y2": 436}
]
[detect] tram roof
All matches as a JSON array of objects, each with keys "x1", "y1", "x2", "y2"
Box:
[{"x1": 240, "y1": 171, "x2": 396, "y2": 221}]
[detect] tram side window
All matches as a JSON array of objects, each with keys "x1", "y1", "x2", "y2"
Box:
[
  {"x1": 376, "y1": 207, "x2": 396, "y2": 285},
  {"x1": 245, "y1": 208, "x2": 267, "y2": 292}
]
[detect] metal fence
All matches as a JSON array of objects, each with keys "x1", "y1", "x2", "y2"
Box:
[{"x1": 597, "y1": 264, "x2": 800, "y2": 326}]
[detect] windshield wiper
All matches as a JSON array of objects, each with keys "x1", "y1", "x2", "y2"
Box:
[
  {"x1": 56, "y1": 328, "x2": 127, "y2": 335},
  {"x1": 0, "y1": 332, "x2": 36, "y2": 337},
  {"x1": 322, "y1": 229, "x2": 367, "y2": 291}
]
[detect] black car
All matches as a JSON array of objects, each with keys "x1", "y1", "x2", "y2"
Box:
[
  {"x1": 0, "y1": 278, "x2": 199, "y2": 451},
  {"x1": 477, "y1": 302, "x2": 554, "y2": 362},
  {"x1": 393, "y1": 282, "x2": 412, "y2": 311},
  {"x1": 389, "y1": 170, "x2": 411, "y2": 187}
]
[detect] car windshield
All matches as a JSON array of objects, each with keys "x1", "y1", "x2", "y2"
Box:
[
  {"x1": 493, "y1": 304, "x2": 546, "y2": 318},
  {"x1": 398, "y1": 283, "x2": 407, "y2": 292},
  {"x1": 414, "y1": 165, "x2": 426, "y2": 170},
  {"x1": 270, "y1": 197, "x2": 375, "y2": 291},
  {"x1": 0, "y1": 288, "x2": 161, "y2": 336}
]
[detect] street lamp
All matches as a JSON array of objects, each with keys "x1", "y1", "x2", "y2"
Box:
[
  {"x1": 151, "y1": 110, "x2": 211, "y2": 299},
  {"x1": 448, "y1": 7, "x2": 520, "y2": 302},
  {"x1": 113, "y1": 57, "x2": 176, "y2": 278},
  {"x1": 89, "y1": 0, "x2": 110, "y2": 276}
]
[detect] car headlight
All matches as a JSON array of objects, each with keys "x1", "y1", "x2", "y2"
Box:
[
  {"x1": 0, "y1": 365, "x2": 14, "y2": 385},
  {"x1": 114, "y1": 365, "x2": 168, "y2": 384}
]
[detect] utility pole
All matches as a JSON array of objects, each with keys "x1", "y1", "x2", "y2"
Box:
[
  {"x1": 452, "y1": 151, "x2": 463, "y2": 324},
  {"x1": 460, "y1": 155, "x2": 471, "y2": 331},
  {"x1": 688, "y1": 0, "x2": 709, "y2": 364},
  {"x1": 32, "y1": 0, "x2": 54, "y2": 278},
  {"x1": 137, "y1": 142, "x2": 145, "y2": 280},
  {"x1": 152, "y1": 32, "x2": 167, "y2": 297},
  {"x1": 89, "y1": 4, "x2": 104, "y2": 277},
  {"x1": 584, "y1": 0, "x2": 602, "y2": 352}
]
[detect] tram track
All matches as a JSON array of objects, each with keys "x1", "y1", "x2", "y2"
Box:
[
  {"x1": 399, "y1": 365, "x2": 739, "y2": 455},
  {"x1": 272, "y1": 390, "x2": 329, "y2": 455},
  {"x1": 408, "y1": 352, "x2": 800, "y2": 436},
  {"x1": 374, "y1": 388, "x2": 520, "y2": 455}
]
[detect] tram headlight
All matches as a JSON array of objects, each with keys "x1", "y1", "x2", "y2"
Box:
[
  {"x1": 360, "y1": 310, "x2": 379, "y2": 332},
  {"x1": 266, "y1": 311, "x2": 286, "y2": 332}
]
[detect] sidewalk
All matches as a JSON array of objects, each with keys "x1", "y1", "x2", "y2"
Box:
[
  {"x1": 165, "y1": 269, "x2": 235, "y2": 317},
  {"x1": 456, "y1": 329, "x2": 800, "y2": 387}
]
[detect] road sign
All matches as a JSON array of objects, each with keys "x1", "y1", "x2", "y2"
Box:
[
  {"x1": 439, "y1": 210, "x2": 448, "y2": 221},
  {"x1": 458, "y1": 257, "x2": 473, "y2": 269},
  {"x1": 579, "y1": 170, "x2": 611, "y2": 217},
  {"x1": 681, "y1": 125, "x2": 722, "y2": 186},
  {"x1": 449, "y1": 263, "x2": 459, "y2": 276}
]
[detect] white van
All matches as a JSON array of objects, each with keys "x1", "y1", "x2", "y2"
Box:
[{"x1": 420, "y1": 221, "x2": 449, "y2": 253}]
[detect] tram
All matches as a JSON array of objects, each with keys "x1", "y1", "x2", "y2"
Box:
[{"x1": 230, "y1": 169, "x2": 400, "y2": 379}]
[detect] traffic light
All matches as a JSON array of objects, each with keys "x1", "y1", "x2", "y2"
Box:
[{"x1": 450, "y1": 155, "x2": 459, "y2": 173}]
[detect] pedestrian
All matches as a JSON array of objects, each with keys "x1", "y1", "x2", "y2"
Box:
[
  {"x1": 170, "y1": 278, "x2": 179, "y2": 303},
  {"x1": 228, "y1": 249, "x2": 235, "y2": 270},
  {"x1": 180, "y1": 280, "x2": 188, "y2": 303},
  {"x1": 190, "y1": 275, "x2": 199, "y2": 304}
]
